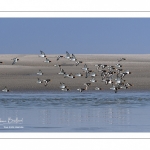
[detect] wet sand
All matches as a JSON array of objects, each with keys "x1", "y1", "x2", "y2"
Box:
[{"x1": 0, "y1": 54, "x2": 150, "y2": 92}]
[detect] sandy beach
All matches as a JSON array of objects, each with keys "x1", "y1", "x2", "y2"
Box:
[{"x1": 0, "y1": 54, "x2": 150, "y2": 92}]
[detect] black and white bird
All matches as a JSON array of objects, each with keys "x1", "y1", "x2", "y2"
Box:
[
  {"x1": 75, "y1": 61, "x2": 82, "y2": 66},
  {"x1": 37, "y1": 78, "x2": 43, "y2": 84},
  {"x1": 124, "y1": 70, "x2": 131, "y2": 74},
  {"x1": 95, "y1": 64, "x2": 101, "y2": 70},
  {"x1": 75, "y1": 73, "x2": 83, "y2": 77},
  {"x1": 122, "y1": 82, "x2": 133, "y2": 89},
  {"x1": 77, "y1": 82, "x2": 91, "y2": 92},
  {"x1": 2, "y1": 86, "x2": 9, "y2": 92},
  {"x1": 110, "y1": 85, "x2": 118, "y2": 93},
  {"x1": 43, "y1": 79, "x2": 51, "y2": 86},
  {"x1": 44, "y1": 58, "x2": 51, "y2": 63},
  {"x1": 59, "y1": 82, "x2": 67, "y2": 89},
  {"x1": 53, "y1": 64, "x2": 61, "y2": 67},
  {"x1": 101, "y1": 64, "x2": 108, "y2": 69},
  {"x1": 77, "y1": 88, "x2": 86, "y2": 92},
  {"x1": 58, "y1": 68, "x2": 65, "y2": 75},
  {"x1": 90, "y1": 77, "x2": 97, "y2": 83},
  {"x1": 70, "y1": 54, "x2": 77, "y2": 61},
  {"x1": 115, "y1": 78, "x2": 126, "y2": 85},
  {"x1": 81, "y1": 64, "x2": 89, "y2": 72},
  {"x1": 95, "y1": 87, "x2": 101, "y2": 90},
  {"x1": 83, "y1": 83, "x2": 91, "y2": 90},
  {"x1": 105, "y1": 78, "x2": 113, "y2": 85},
  {"x1": 12, "y1": 57, "x2": 19, "y2": 65},
  {"x1": 65, "y1": 51, "x2": 71, "y2": 59},
  {"x1": 56, "y1": 55, "x2": 63, "y2": 61},
  {"x1": 116, "y1": 68, "x2": 123, "y2": 74},
  {"x1": 118, "y1": 58, "x2": 126, "y2": 62},
  {"x1": 90, "y1": 72, "x2": 97, "y2": 77},
  {"x1": 84, "y1": 83, "x2": 91, "y2": 87},
  {"x1": 107, "y1": 65, "x2": 116, "y2": 71},
  {"x1": 64, "y1": 73, "x2": 75, "y2": 79},
  {"x1": 61, "y1": 87, "x2": 70, "y2": 91},
  {"x1": 120, "y1": 70, "x2": 131, "y2": 78},
  {"x1": 69, "y1": 73, "x2": 75, "y2": 78},
  {"x1": 37, "y1": 69, "x2": 43, "y2": 76},
  {"x1": 115, "y1": 64, "x2": 122, "y2": 67},
  {"x1": 39, "y1": 50, "x2": 46, "y2": 58}
]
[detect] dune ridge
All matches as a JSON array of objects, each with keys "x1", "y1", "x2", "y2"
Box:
[{"x1": 0, "y1": 54, "x2": 150, "y2": 92}]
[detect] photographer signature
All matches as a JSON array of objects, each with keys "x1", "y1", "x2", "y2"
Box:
[{"x1": 0, "y1": 117, "x2": 23, "y2": 124}]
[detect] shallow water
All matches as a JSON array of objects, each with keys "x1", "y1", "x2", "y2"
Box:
[{"x1": 0, "y1": 91, "x2": 150, "y2": 132}]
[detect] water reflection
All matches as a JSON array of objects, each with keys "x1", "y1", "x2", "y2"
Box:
[
  {"x1": 0, "y1": 91, "x2": 150, "y2": 132},
  {"x1": 38, "y1": 106, "x2": 131, "y2": 131}
]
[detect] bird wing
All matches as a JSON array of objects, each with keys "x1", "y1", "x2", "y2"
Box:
[
  {"x1": 46, "y1": 79, "x2": 51, "y2": 82},
  {"x1": 56, "y1": 56, "x2": 60, "y2": 61},
  {"x1": 72, "y1": 54, "x2": 76, "y2": 59},
  {"x1": 84, "y1": 64, "x2": 87, "y2": 68},
  {"x1": 40, "y1": 50, "x2": 45, "y2": 55},
  {"x1": 76, "y1": 61, "x2": 79, "y2": 66},
  {"x1": 46, "y1": 58, "x2": 49, "y2": 61},
  {"x1": 12, "y1": 59, "x2": 15, "y2": 65},
  {"x1": 85, "y1": 71, "x2": 88, "y2": 78},
  {"x1": 66, "y1": 51, "x2": 70, "y2": 57}
]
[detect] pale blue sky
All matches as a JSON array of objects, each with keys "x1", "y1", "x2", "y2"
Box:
[{"x1": 0, "y1": 18, "x2": 150, "y2": 54}]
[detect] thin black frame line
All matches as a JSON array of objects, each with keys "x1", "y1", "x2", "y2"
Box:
[
  {"x1": 0, "y1": 11, "x2": 149, "y2": 138},
  {"x1": 1, "y1": 11, "x2": 150, "y2": 12},
  {"x1": 0, "y1": 138, "x2": 150, "y2": 139}
]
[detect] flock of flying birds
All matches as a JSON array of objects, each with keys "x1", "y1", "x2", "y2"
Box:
[{"x1": 0, "y1": 50, "x2": 133, "y2": 93}]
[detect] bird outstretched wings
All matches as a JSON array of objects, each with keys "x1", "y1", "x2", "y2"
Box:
[{"x1": 40, "y1": 50, "x2": 45, "y2": 55}]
